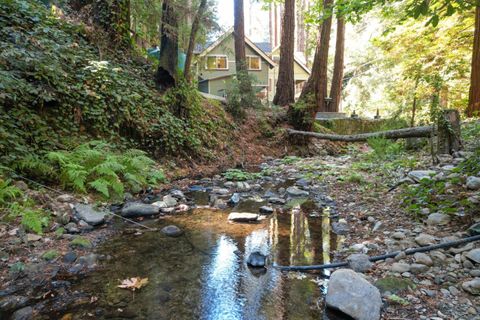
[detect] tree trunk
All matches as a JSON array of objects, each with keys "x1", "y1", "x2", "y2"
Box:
[
  {"x1": 234, "y1": 0, "x2": 254, "y2": 107},
  {"x1": 184, "y1": 0, "x2": 207, "y2": 81},
  {"x1": 329, "y1": 17, "x2": 345, "y2": 112},
  {"x1": 411, "y1": 78, "x2": 420, "y2": 127},
  {"x1": 437, "y1": 109, "x2": 462, "y2": 154},
  {"x1": 467, "y1": 6, "x2": 480, "y2": 117},
  {"x1": 92, "y1": 0, "x2": 131, "y2": 49},
  {"x1": 155, "y1": 0, "x2": 178, "y2": 90},
  {"x1": 296, "y1": 0, "x2": 306, "y2": 54},
  {"x1": 273, "y1": 0, "x2": 295, "y2": 106}
]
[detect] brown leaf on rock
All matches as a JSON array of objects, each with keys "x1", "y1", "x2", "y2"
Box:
[{"x1": 117, "y1": 277, "x2": 149, "y2": 291}]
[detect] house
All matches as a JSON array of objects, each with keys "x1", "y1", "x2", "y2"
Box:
[{"x1": 194, "y1": 29, "x2": 311, "y2": 103}]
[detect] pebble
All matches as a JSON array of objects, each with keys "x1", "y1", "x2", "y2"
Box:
[
  {"x1": 414, "y1": 252, "x2": 433, "y2": 266},
  {"x1": 392, "y1": 231, "x2": 406, "y2": 240},
  {"x1": 415, "y1": 233, "x2": 436, "y2": 246},
  {"x1": 391, "y1": 263, "x2": 410, "y2": 273}
]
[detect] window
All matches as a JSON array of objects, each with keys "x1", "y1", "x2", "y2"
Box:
[
  {"x1": 247, "y1": 56, "x2": 261, "y2": 70},
  {"x1": 206, "y1": 56, "x2": 228, "y2": 70}
]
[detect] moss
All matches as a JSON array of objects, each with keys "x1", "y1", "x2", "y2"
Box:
[
  {"x1": 42, "y1": 250, "x2": 59, "y2": 261},
  {"x1": 375, "y1": 276, "x2": 416, "y2": 293},
  {"x1": 70, "y1": 237, "x2": 93, "y2": 249}
]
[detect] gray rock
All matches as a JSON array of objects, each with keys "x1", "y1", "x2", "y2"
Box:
[
  {"x1": 78, "y1": 220, "x2": 94, "y2": 231},
  {"x1": 332, "y1": 222, "x2": 350, "y2": 235},
  {"x1": 408, "y1": 170, "x2": 437, "y2": 182},
  {"x1": 77, "y1": 253, "x2": 99, "y2": 268},
  {"x1": 161, "y1": 225, "x2": 183, "y2": 237},
  {"x1": 469, "y1": 223, "x2": 480, "y2": 236},
  {"x1": 326, "y1": 269, "x2": 381, "y2": 320},
  {"x1": 212, "y1": 188, "x2": 229, "y2": 195},
  {"x1": 236, "y1": 182, "x2": 251, "y2": 192},
  {"x1": 247, "y1": 251, "x2": 266, "y2": 267},
  {"x1": 466, "y1": 248, "x2": 480, "y2": 264},
  {"x1": 415, "y1": 233, "x2": 436, "y2": 246},
  {"x1": 410, "y1": 263, "x2": 429, "y2": 274},
  {"x1": 10, "y1": 306, "x2": 33, "y2": 320},
  {"x1": 391, "y1": 231, "x2": 406, "y2": 240},
  {"x1": 151, "y1": 201, "x2": 168, "y2": 208},
  {"x1": 64, "y1": 222, "x2": 80, "y2": 234},
  {"x1": 74, "y1": 204, "x2": 106, "y2": 226},
  {"x1": 372, "y1": 221, "x2": 383, "y2": 232},
  {"x1": 466, "y1": 176, "x2": 480, "y2": 190},
  {"x1": 426, "y1": 212, "x2": 451, "y2": 226},
  {"x1": 56, "y1": 194, "x2": 75, "y2": 203},
  {"x1": 286, "y1": 186, "x2": 309, "y2": 197},
  {"x1": 462, "y1": 278, "x2": 480, "y2": 295},
  {"x1": 63, "y1": 252, "x2": 77, "y2": 263},
  {"x1": 259, "y1": 206, "x2": 274, "y2": 215},
  {"x1": 268, "y1": 197, "x2": 286, "y2": 205},
  {"x1": 26, "y1": 234, "x2": 41, "y2": 242},
  {"x1": 413, "y1": 252, "x2": 433, "y2": 266},
  {"x1": 170, "y1": 190, "x2": 185, "y2": 199},
  {"x1": 213, "y1": 198, "x2": 228, "y2": 209},
  {"x1": 121, "y1": 203, "x2": 159, "y2": 217},
  {"x1": 0, "y1": 295, "x2": 29, "y2": 312},
  {"x1": 347, "y1": 254, "x2": 373, "y2": 273},
  {"x1": 391, "y1": 263, "x2": 410, "y2": 273},
  {"x1": 160, "y1": 207, "x2": 175, "y2": 214},
  {"x1": 162, "y1": 195, "x2": 177, "y2": 207},
  {"x1": 228, "y1": 212, "x2": 259, "y2": 222}
]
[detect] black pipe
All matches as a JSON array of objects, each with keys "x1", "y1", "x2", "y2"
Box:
[{"x1": 276, "y1": 234, "x2": 480, "y2": 272}]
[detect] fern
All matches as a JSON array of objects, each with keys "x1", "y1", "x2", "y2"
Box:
[{"x1": 0, "y1": 178, "x2": 22, "y2": 206}]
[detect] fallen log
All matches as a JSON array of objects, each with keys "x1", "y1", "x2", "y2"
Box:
[{"x1": 287, "y1": 125, "x2": 433, "y2": 142}]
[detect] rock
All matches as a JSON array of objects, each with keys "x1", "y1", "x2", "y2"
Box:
[
  {"x1": 63, "y1": 251, "x2": 77, "y2": 263},
  {"x1": 56, "y1": 212, "x2": 70, "y2": 225},
  {"x1": 228, "y1": 193, "x2": 240, "y2": 206},
  {"x1": 391, "y1": 231, "x2": 406, "y2": 240},
  {"x1": 236, "y1": 182, "x2": 251, "y2": 192},
  {"x1": 466, "y1": 248, "x2": 480, "y2": 264},
  {"x1": 77, "y1": 253, "x2": 100, "y2": 268},
  {"x1": 408, "y1": 170, "x2": 437, "y2": 182},
  {"x1": 64, "y1": 222, "x2": 80, "y2": 234},
  {"x1": 410, "y1": 263, "x2": 429, "y2": 274},
  {"x1": 468, "y1": 223, "x2": 480, "y2": 236},
  {"x1": 466, "y1": 176, "x2": 480, "y2": 190},
  {"x1": 286, "y1": 186, "x2": 309, "y2": 197},
  {"x1": 326, "y1": 269, "x2": 381, "y2": 320},
  {"x1": 211, "y1": 188, "x2": 229, "y2": 195},
  {"x1": 13, "y1": 181, "x2": 29, "y2": 191},
  {"x1": 213, "y1": 198, "x2": 228, "y2": 209},
  {"x1": 224, "y1": 181, "x2": 235, "y2": 188},
  {"x1": 426, "y1": 212, "x2": 451, "y2": 226},
  {"x1": 69, "y1": 237, "x2": 92, "y2": 249},
  {"x1": 26, "y1": 234, "x2": 41, "y2": 242},
  {"x1": 56, "y1": 194, "x2": 75, "y2": 203},
  {"x1": 259, "y1": 206, "x2": 274, "y2": 215},
  {"x1": 415, "y1": 233, "x2": 436, "y2": 246},
  {"x1": 413, "y1": 253, "x2": 433, "y2": 266},
  {"x1": 372, "y1": 221, "x2": 383, "y2": 232},
  {"x1": 160, "y1": 207, "x2": 175, "y2": 214},
  {"x1": 162, "y1": 195, "x2": 177, "y2": 207},
  {"x1": 228, "y1": 212, "x2": 259, "y2": 222},
  {"x1": 10, "y1": 306, "x2": 33, "y2": 320},
  {"x1": 247, "y1": 251, "x2": 266, "y2": 267},
  {"x1": 332, "y1": 221, "x2": 350, "y2": 235},
  {"x1": 462, "y1": 278, "x2": 480, "y2": 295},
  {"x1": 170, "y1": 190, "x2": 185, "y2": 199},
  {"x1": 391, "y1": 263, "x2": 410, "y2": 273},
  {"x1": 0, "y1": 295, "x2": 29, "y2": 312},
  {"x1": 347, "y1": 254, "x2": 373, "y2": 273},
  {"x1": 161, "y1": 225, "x2": 183, "y2": 237},
  {"x1": 74, "y1": 204, "x2": 106, "y2": 226},
  {"x1": 268, "y1": 197, "x2": 286, "y2": 205},
  {"x1": 151, "y1": 201, "x2": 168, "y2": 208},
  {"x1": 121, "y1": 203, "x2": 159, "y2": 217}
]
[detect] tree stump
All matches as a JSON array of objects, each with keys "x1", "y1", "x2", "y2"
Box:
[{"x1": 437, "y1": 109, "x2": 461, "y2": 155}]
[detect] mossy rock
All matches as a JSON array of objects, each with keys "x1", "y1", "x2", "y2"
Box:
[
  {"x1": 42, "y1": 250, "x2": 59, "y2": 261},
  {"x1": 375, "y1": 276, "x2": 416, "y2": 293},
  {"x1": 70, "y1": 237, "x2": 92, "y2": 249}
]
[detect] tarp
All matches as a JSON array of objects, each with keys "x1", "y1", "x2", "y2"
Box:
[{"x1": 147, "y1": 47, "x2": 186, "y2": 72}]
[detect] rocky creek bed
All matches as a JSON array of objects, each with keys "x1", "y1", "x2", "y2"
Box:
[{"x1": 1, "y1": 153, "x2": 480, "y2": 320}]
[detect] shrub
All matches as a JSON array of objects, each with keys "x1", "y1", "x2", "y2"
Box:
[
  {"x1": 47, "y1": 141, "x2": 166, "y2": 199},
  {"x1": 223, "y1": 169, "x2": 261, "y2": 181},
  {"x1": 367, "y1": 137, "x2": 404, "y2": 160}
]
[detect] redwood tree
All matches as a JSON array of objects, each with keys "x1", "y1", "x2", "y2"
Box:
[
  {"x1": 184, "y1": 0, "x2": 208, "y2": 81},
  {"x1": 467, "y1": 5, "x2": 480, "y2": 117},
  {"x1": 155, "y1": 0, "x2": 178, "y2": 90},
  {"x1": 329, "y1": 17, "x2": 345, "y2": 112},
  {"x1": 273, "y1": 0, "x2": 295, "y2": 106}
]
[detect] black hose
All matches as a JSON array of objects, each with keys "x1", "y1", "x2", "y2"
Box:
[{"x1": 276, "y1": 234, "x2": 480, "y2": 272}]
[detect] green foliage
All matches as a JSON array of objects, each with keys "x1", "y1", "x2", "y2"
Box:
[
  {"x1": 387, "y1": 294, "x2": 410, "y2": 306},
  {"x1": 8, "y1": 202, "x2": 50, "y2": 234},
  {"x1": 42, "y1": 250, "x2": 59, "y2": 261},
  {"x1": 0, "y1": 178, "x2": 22, "y2": 206},
  {"x1": 280, "y1": 156, "x2": 302, "y2": 165},
  {"x1": 225, "y1": 71, "x2": 261, "y2": 121},
  {"x1": 375, "y1": 276, "x2": 416, "y2": 293},
  {"x1": 47, "y1": 141, "x2": 166, "y2": 199},
  {"x1": 367, "y1": 137, "x2": 404, "y2": 160},
  {"x1": 456, "y1": 147, "x2": 480, "y2": 176},
  {"x1": 340, "y1": 172, "x2": 366, "y2": 184},
  {"x1": 70, "y1": 236, "x2": 92, "y2": 249},
  {"x1": 9, "y1": 261, "x2": 25, "y2": 275},
  {"x1": 223, "y1": 169, "x2": 261, "y2": 181}
]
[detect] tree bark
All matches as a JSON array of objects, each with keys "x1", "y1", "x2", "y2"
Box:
[
  {"x1": 273, "y1": 0, "x2": 295, "y2": 106},
  {"x1": 155, "y1": 0, "x2": 178, "y2": 90},
  {"x1": 234, "y1": 0, "x2": 254, "y2": 107},
  {"x1": 467, "y1": 6, "x2": 480, "y2": 117},
  {"x1": 184, "y1": 0, "x2": 208, "y2": 81},
  {"x1": 287, "y1": 125, "x2": 434, "y2": 142},
  {"x1": 92, "y1": 0, "x2": 131, "y2": 49},
  {"x1": 329, "y1": 17, "x2": 345, "y2": 112}
]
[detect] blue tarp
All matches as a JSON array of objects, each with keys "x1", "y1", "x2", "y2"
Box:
[{"x1": 147, "y1": 47, "x2": 186, "y2": 72}]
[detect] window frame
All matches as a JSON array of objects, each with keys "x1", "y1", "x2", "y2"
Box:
[
  {"x1": 205, "y1": 55, "x2": 229, "y2": 70},
  {"x1": 247, "y1": 55, "x2": 262, "y2": 71}
]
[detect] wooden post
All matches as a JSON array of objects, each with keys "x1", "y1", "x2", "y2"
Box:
[{"x1": 437, "y1": 109, "x2": 461, "y2": 154}]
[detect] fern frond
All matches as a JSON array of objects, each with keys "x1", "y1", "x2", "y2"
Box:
[{"x1": 88, "y1": 178, "x2": 110, "y2": 198}]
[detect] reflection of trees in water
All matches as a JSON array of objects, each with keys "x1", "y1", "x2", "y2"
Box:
[{"x1": 290, "y1": 208, "x2": 315, "y2": 266}]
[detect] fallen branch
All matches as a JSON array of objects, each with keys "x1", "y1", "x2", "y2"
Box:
[
  {"x1": 276, "y1": 234, "x2": 480, "y2": 272},
  {"x1": 287, "y1": 125, "x2": 433, "y2": 142}
]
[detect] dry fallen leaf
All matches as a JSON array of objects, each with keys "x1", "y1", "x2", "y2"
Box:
[{"x1": 118, "y1": 277, "x2": 149, "y2": 291}]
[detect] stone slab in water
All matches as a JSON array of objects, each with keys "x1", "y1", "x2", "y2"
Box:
[
  {"x1": 161, "y1": 225, "x2": 183, "y2": 237},
  {"x1": 228, "y1": 212, "x2": 259, "y2": 222},
  {"x1": 259, "y1": 206, "x2": 274, "y2": 215},
  {"x1": 326, "y1": 269, "x2": 381, "y2": 320},
  {"x1": 121, "y1": 203, "x2": 160, "y2": 217},
  {"x1": 74, "y1": 204, "x2": 106, "y2": 226}
]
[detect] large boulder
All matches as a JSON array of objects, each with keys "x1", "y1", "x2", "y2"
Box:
[
  {"x1": 286, "y1": 186, "x2": 309, "y2": 197},
  {"x1": 74, "y1": 204, "x2": 106, "y2": 226},
  {"x1": 426, "y1": 212, "x2": 451, "y2": 226},
  {"x1": 326, "y1": 269, "x2": 381, "y2": 320},
  {"x1": 466, "y1": 176, "x2": 480, "y2": 190},
  {"x1": 462, "y1": 278, "x2": 480, "y2": 295},
  {"x1": 466, "y1": 248, "x2": 480, "y2": 264},
  {"x1": 407, "y1": 170, "x2": 436, "y2": 182},
  {"x1": 121, "y1": 203, "x2": 159, "y2": 217}
]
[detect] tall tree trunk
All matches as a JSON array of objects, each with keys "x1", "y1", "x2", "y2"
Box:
[
  {"x1": 184, "y1": 0, "x2": 207, "y2": 81},
  {"x1": 296, "y1": 0, "x2": 306, "y2": 54},
  {"x1": 273, "y1": 0, "x2": 295, "y2": 106},
  {"x1": 290, "y1": 0, "x2": 333, "y2": 131},
  {"x1": 234, "y1": 0, "x2": 254, "y2": 107},
  {"x1": 467, "y1": 6, "x2": 480, "y2": 117},
  {"x1": 329, "y1": 17, "x2": 345, "y2": 113},
  {"x1": 155, "y1": 0, "x2": 178, "y2": 90},
  {"x1": 92, "y1": 0, "x2": 131, "y2": 49}
]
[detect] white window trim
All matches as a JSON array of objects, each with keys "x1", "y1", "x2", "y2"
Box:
[
  {"x1": 247, "y1": 55, "x2": 262, "y2": 71},
  {"x1": 205, "y1": 55, "x2": 229, "y2": 70}
]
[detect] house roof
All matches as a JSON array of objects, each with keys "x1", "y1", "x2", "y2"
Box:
[
  {"x1": 196, "y1": 29, "x2": 276, "y2": 68},
  {"x1": 254, "y1": 42, "x2": 272, "y2": 53}
]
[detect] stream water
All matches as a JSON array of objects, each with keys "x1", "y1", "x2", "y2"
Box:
[{"x1": 63, "y1": 200, "x2": 341, "y2": 319}]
